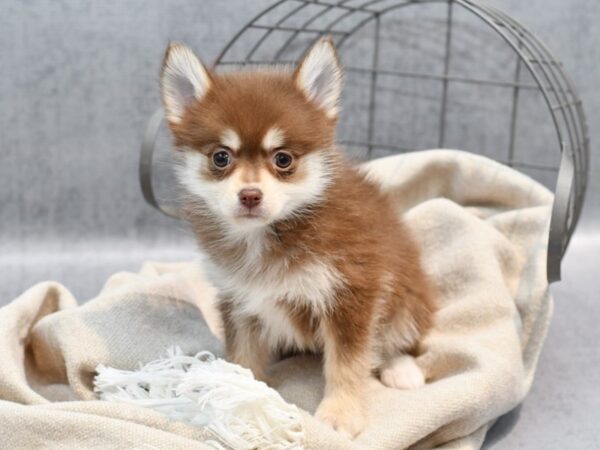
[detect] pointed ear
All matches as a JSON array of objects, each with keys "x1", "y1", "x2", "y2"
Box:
[
  {"x1": 160, "y1": 43, "x2": 212, "y2": 124},
  {"x1": 294, "y1": 37, "x2": 343, "y2": 119}
]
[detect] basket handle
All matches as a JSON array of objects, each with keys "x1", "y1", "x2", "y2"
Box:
[
  {"x1": 547, "y1": 145, "x2": 575, "y2": 283},
  {"x1": 139, "y1": 108, "x2": 181, "y2": 219}
]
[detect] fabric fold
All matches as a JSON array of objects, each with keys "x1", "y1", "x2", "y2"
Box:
[{"x1": 0, "y1": 150, "x2": 554, "y2": 449}]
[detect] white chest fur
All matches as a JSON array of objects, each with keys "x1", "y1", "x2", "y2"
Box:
[{"x1": 200, "y1": 240, "x2": 344, "y2": 352}]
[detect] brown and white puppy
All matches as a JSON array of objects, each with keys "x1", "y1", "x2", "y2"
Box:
[{"x1": 160, "y1": 38, "x2": 436, "y2": 438}]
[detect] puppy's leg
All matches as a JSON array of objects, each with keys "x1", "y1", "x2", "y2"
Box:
[
  {"x1": 218, "y1": 300, "x2": 271, "y2": 383},
  {"x1": 380, "y1": 354, "x2": 425, "y2": 390},
  {"x1": 376, "y1": 289, "x2": 431, "y2": 390},
  {"x1": 315, "y1": 298, "x2": 373, "y2": 438}
]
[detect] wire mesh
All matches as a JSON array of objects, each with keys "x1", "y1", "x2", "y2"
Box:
[
  {"x1": 140, "y1": 0, "x2": 589, "y2": 282},
  {"x1": 212, "y1": 0, "x2": 588, "y2": 280}
]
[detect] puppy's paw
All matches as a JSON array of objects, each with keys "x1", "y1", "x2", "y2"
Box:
[
  {"x1": 380, "y1": 355, "x2": 425, "y2": 390},
  {"x1": 315, "y1": 395, "x2": 367, "y2": 438}
]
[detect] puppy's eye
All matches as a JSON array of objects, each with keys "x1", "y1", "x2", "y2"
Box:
[
  {"x1": 212, "y1": 148, "x2": 232, "y2": 168},
  {"x1": 273, "y1": 151, "x2": 293, "y2": 169}
]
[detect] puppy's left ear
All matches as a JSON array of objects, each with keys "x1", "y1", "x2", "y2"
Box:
[
  {"x1": 160, "y1": 43, "x2": 212, "y2": 125},
  {"x1": 294, "y1": 37, "x2": 343, "y2": 119}
]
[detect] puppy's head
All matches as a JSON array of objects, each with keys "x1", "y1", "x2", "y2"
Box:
[{"x1": 160, "y1": 38, "x2": 343, "y2": 231}]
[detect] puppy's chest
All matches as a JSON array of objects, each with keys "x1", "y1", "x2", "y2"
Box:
[{"x1": 205, "y1": 249, "x2": 343, "y2": 347}]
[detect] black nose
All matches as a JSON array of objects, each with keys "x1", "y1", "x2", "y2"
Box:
[{"x1": 238, "y1": 188, "x2": 263, "y2": 208}]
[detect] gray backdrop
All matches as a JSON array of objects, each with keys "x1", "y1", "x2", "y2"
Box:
[{"x1": 0, "y1": 1, "x2": 598, "y2": 448}]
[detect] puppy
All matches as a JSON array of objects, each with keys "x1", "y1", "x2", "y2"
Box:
[{"x1": 160, "y1": 37, "x2": 436, "y2": 438}]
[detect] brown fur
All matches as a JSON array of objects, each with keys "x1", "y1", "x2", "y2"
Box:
[{"x1": 161, "y1": 40, "x2": 436, "y2": 438}]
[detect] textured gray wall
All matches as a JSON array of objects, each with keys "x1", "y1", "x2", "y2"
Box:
[
  {"x1": 0, "y1": 0, "x2": 597, "y2": 250},
  {"x1": 1, "y1": 0, "x2": 598, "y2": 299}
]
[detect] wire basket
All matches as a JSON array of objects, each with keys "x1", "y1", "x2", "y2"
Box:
[{"x1": 140, "y1": 0, "x2": 589, "y2": 283}]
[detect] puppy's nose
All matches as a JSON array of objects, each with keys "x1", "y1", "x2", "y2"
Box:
[{"x1": 238, "y1": 188, "x2": 263, "y2": 208}]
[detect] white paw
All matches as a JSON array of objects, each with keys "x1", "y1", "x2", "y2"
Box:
[
  {"x1": 380, "y1": 355, "x2": 425, "y2": 390},
  {"x1": 315, "y1": 395, "x2": 367, "y2": 438}
]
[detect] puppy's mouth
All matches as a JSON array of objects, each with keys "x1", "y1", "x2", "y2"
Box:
[{"x1": 234, "y1": 206, "x2": 266, "y2": 220}]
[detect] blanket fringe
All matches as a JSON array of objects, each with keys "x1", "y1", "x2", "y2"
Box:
[{"x1": 94, "y1": 347, "x2": 303, "y2": 450}]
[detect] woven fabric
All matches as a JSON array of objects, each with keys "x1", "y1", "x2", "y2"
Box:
[{"x1": 0, "y1": 150, "x2": 553, "y2": 449}]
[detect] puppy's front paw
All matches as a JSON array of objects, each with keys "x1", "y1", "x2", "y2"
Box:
[
  {"x1": 315, "y1": 395, "x2": 367, "y2": 438},
  {"x1": 380, "y1": 355, "x2": 425, "y2": 390}
]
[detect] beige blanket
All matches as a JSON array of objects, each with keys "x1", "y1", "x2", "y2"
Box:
[{"x1": 0, "y1": 150, "x2": 554, "y2": 449}]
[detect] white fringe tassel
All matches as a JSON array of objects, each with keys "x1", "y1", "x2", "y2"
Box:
[{"x1": 94, "y1": 347, "x2": 304, "y2": 449}]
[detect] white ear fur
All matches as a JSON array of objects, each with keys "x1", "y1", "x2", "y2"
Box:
[
  {"x1": 294, "y1": 38, "x2": 343, "y2": 119},
  {"x1": 161, "y1": 43, "x2": 211, "y2": 124}
]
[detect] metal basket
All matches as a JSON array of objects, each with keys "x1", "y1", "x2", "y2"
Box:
[{"x1": 140, "y1": 0, "x2": 589, "y2": 283}]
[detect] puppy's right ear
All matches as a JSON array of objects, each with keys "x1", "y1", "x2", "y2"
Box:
[{"x1": 160, "y1": 43, "x2": 212, "y2": 125}]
